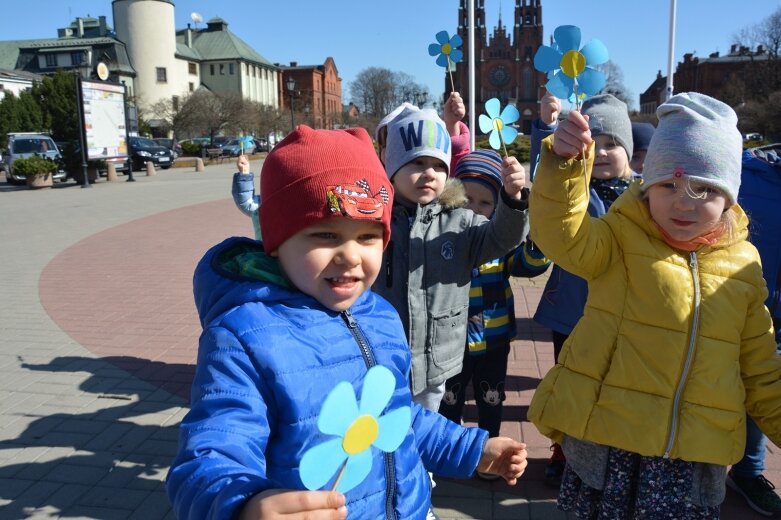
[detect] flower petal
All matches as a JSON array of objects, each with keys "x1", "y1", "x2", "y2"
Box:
[
  {"x1": 450, "y1": 49, "x2": 464, "y2": 63},
  {"x1": 436, "y1": 54, "x2": 450, "y2": 68},
  {"x1": 576, "y1": 67, "x2": 606, "y2": 96},
  {"x1": 300, "y1": 438, "x2": 348, "y2": 490},
  {"x1": 428, "y1": 43, "x2": 442, "y2": 57},
  {"x1": 501, "y1": 127, "x2": 519, "y2": 147},
  {"x1": 359, "y1": 365, "x2": 395, "y2": 417},
  {"x1": 500, "y1": 104, "x2": 520, "y2": 125},
  {"x1": 450, "y1": 34, "x2": 463, "y2": 48},
  {"x1": 318, "y1": 381, "x2": 359, "y2": 436},
  {"x1": 534, "y1": 45, "x2": 563, "y2": 73},
  {"x1": 436, "y1": 30, "x2": 450, "y2": 45},
  {"x1": 554, "y1": 25, "x2": 581, "y2": 52},
  {"x1": 580, "y1": 39, "x2": 609, "y2": 66},
  {"x1": 546, "y1": 72, "x2": 574, "y2": 100},
  {"x1": 483, "y1": 97, "x2": 501, "y2": 119},
  {"x1": 373, "y1": 406, "x2": 411, "y2": 452},
  {"x1": 335, "y1": 449, "x2": 373, "y2": 493},
  {"x1": 478, "y1": 114, "x2": 495, "y2": 134},
  {"x1": 488, "y1": 130, "x2": 502, "y2": 151}
]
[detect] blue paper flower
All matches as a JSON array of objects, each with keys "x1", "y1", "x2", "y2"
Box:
[
  {"x1": 428, "y1": 30, "x2": 463, "y2": 69},
  {"x1": 299, "y1": 365, "x2": 411, "y2": 493},
  {"x1": 533, "y1": 25, "x2": 609, "y2": 101},
  {"x1": 479, "y1": 98, "x2": 519, "y2": 151}
]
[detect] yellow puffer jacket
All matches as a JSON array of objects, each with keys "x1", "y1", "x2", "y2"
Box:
[{"x1": 528, "y1": 136, "x2": 781, "y2": 466}]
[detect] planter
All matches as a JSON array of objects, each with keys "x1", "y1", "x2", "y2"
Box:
[{"x1": 26, "y1": 172, "x2": 53, "y2": 189}]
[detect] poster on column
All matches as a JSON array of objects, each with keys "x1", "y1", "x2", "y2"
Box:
[{"x1": 81, "y1": 80, "x2": 128, "y2": 161}]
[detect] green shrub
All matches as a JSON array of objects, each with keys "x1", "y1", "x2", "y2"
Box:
[
  {"x1": 180, "y1": 141, "x2": 202, "y2": 156},
  {"x1": 11, "y1": 155, "x2": 59, "y2": 176},
  {"x1": 474, "y1": 134, "x2": 531, "y2": 163}
]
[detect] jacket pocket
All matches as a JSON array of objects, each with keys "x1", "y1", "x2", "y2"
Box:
[{"x1": 431, "y1": 305, "x2": 468, "y2": 366}]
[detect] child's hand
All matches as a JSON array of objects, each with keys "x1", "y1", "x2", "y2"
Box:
[
  {"x1": 237, "y1": 154, "x2": 250, "y2": 174},
  {"x1": 443, "y1": 91, "x2": 466, "y2": 136},
  {"x1": 239, "y1": 489, "x2": 347, "y2": 520},
  {"x1": 501, "y1": 156, "x2": 526, "y2": 199},
  {"x1": 540, "y1": 89, "x2": 561, "y2": 126},
  {"x1": 552, "y1": 110, "x2": 592, "y2": 159},
  {"x1": 477, "y1": 437, "x2": 528, "y2": 485}
]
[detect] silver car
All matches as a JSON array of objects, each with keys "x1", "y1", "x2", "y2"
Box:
[{"x1": 4, "y1": 133, "x2": 67, "y2": 185}]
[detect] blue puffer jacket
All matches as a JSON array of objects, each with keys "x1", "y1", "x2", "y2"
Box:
[
  {"x1": 739, "y1": 148, "x2": 781, "y2": 343},
  {"x1": 166, "y1": 237, "x2": 488, "y2": 520}
]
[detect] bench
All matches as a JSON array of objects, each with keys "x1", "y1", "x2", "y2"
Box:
[{"x1": 205, "y1": 148, "x2": 225, "y2": 163}]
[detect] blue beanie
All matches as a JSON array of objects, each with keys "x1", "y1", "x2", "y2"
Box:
[
  {"x1": 631, "y1": 122, "x2": 655, "y2": 151},
  {"x1": 453, "y1": 149, "x2": 503, "y2": 203}
]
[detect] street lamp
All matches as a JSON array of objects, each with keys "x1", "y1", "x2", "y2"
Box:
[
  {"x1": 75, "y1": 59, "x2": 92, "y2": 188},
  {"x1": 286, "y1": 77, "x2": 297, "y2": 131}
]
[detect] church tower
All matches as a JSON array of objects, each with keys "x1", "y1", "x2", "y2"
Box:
[{"x1": 452, "y1": 0, "x2": 544, "y2": 134}]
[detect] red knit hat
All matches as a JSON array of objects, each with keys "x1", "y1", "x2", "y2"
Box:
[{"x1": 259, "y1": 125, "x2": 393, "y2": 253}]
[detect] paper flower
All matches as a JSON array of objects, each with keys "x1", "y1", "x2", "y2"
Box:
[
  {"x1": 479, "y1": 98, "x2": 519, "y2": 151},
  {"x1": 299, "y1": 365, "x2": 411, "y2": 493},
  {"x1": 533, "y1": 25, "x2": 609, "y2": 101},
  {"x1": 428, "y1": 30, "x2": 463, "y2": 69}
]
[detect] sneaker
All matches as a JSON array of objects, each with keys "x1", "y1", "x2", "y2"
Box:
[
  {"x1": 425, "y1": 508, "x2": 441, "y2": 520},
  {"x1": 727, "y1": 469, "x2": 781, "y2": 517},
  {"x1": 544, "y1": 442, "x2": 566, "y2": 488}
]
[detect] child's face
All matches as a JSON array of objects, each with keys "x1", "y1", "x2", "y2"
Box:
[
  {"x1": 630, "y1": 149, "x2": 647, "y2": 174},
  {"x1": 462, "y1": 181, "x2": 496, "y2": 218},
  {"x1": 592, "y1": 135, "x2": 628, "y2": 180},
  {"x1": 392, "y1": 156, "x2": 448, "y2": 205},
  {"x1": 274, "y1": 218, "x2": 384, "y2": 312},
  {"x1": 646, "y1": 179, "x2": 729, "y2": 242}
]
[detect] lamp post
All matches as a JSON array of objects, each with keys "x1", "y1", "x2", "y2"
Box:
[
  {"x1": 285, "y1": 76, "x2": 297, "y2": 131},
  {"x1": 75, "y1": 60, "x2": 92, "y2": 188}
]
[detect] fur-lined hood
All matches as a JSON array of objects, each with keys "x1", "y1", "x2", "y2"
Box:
[{"x1": 438, "y1": 178, "x2": 468, "y2": 209}]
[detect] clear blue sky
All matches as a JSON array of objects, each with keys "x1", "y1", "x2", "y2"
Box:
[{"x1": 4, "y1": 1, "x2": 779, "y2": 111}]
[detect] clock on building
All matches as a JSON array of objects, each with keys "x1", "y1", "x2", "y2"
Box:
[{"x1": 489, "y1": 65, "x2": 509, "y2": 87}]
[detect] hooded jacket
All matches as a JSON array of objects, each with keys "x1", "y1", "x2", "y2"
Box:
[
  {"x1": 528, "y1": 137, "x2": 781, "y2": 466},
  {"x1": 166, "y1": 237, "x2": 488, "y2": 520},
  {"x1": 373, "y1": 179, "x2": 528, "y2": 395}
]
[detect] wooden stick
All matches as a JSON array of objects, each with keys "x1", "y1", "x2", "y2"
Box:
[
  {"x1": 447, "y1": 56, "x2": 455, "y2": 93},
  {"x1": 329, "y1": 459, "x2": 349, "y2": 492}
]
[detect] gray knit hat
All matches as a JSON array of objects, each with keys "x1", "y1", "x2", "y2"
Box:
[
  {"x1": 641, "y1": 92, "x2": 742, "y2": 204},
  {"x1": 582, "y1": 94, "x2": 633, "y2": 161},
  {"x1": 384, "y1": 107, "x2": 451, "y2": 179}
]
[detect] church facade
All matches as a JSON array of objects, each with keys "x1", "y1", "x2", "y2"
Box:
[{"x1": 451, "y1": 0, "x2": 544, "y2": 134}]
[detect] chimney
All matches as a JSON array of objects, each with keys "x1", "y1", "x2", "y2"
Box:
[
  {"x1": 290, "y1": 61, "x2": 297, "y2": 67},
  {"x1": 757, "y1": 45, "x2": 765, "y2": 54},
  {"x1": 99, "y1": 15, "x2": 107, "y2": 36},
  {"x1": 709, "y1": 51, "x2": 719, "y2": 58},
  {"x1": 186, "y1": 24, "x2": 193, "y2": 47},
  {"x1": 730, "y1": 44, "x2": 737, "y2": 54},
  {"x1": 77, "y1": 17, "x2": 84, "y2": 37}
]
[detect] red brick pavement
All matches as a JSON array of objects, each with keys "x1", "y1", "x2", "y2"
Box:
[{"x1": 37, "y1": 198, "x2": 775, "y2": 517}]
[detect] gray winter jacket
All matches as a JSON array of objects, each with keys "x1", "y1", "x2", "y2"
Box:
[{"x1": 374, "y1": 179, "x2": 529, "y2": 395}]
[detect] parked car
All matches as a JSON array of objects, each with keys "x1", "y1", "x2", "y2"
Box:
[
  {"x1": 153, "y1": 138, "x2": 183, "y2": 159},
  {"x1": 128, "y1": 136, "x2": 175, "y2": 171},
  {"x1": 253, "y1": 138, "x2": 270, "y2": 152},
  {"x1": 221, "y1": 138, "x2": 256, "y2": 157},
  {"x1": 55, "y1": 140, "x2": 130, "y2": 178},
  {"x1": 3, "y1": 133, "x2": 67, "y2": 185}
]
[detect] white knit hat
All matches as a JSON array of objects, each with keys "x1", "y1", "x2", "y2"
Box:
[{"x1": 642, "y1": 92, "x2": 742, "y2": 204}]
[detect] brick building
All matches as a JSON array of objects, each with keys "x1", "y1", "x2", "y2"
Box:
[
  {"x1": 451, "y1": 0, "x2": 545, "y2": 134},
  {"x1": 277, "y1": 58, "x2": 342, "y2": 130},
  {"x1": 640, "y1": 44, "x2": 778, "y2": 114}
]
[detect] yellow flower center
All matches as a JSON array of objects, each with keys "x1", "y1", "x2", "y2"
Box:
[
  {"x1": 441, "y1": 43, "x2": 452, "y2": 55},
  {"x1": 342, "y1": 415, "x2": 379, "y2": 455},
  {"x1": 493, "y1": 118, "x2": 504, "y2": 132},
  {"x1": 560, "y1": 50, "x2": 586, "y2": 78}
]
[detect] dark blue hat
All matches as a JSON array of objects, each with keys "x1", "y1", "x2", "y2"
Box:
[{"x1": 632, "y1": 122, "x2": 656, "y2": 151}]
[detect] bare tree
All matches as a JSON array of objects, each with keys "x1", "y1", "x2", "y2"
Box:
[
  {"x1": 349, "y1": 67, "x2": 397, "y2": 119},
  {"x1": 595, "y1": 60, "x2": 632, "y2": 107},
  {"x1": 173, "y1": 90, "x2": 254, "y2": 143},
  {"x1": 731, "y1": 6, "x2": 781, "y2": 100}
]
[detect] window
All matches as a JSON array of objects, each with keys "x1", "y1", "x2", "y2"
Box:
[
  {"x1": 189, "y1": 82, "x2": 194, "y2": 92},
  {"x1": 229, "y1": 63, "x2": 235, "y2": 75},
  {"x1": 70, "y1": 51, "x2": 85, "y2": 65},
  {"x1": 188, "y1": 62, "x2": 197, "y2": 75},
  {"x1": 210, "y1": 64, "x2": 215, "y2": 75},
  {"x1": 219, "y1": 64, "x2": 225, "y2": 75},
  {"x1": 252, "y1": 66, "x2": 256, "y2": 78},
  {"x1": 45, "y1": 54, "x2": 57, "y2": 67},
  {"x1": 156, "y1": 67, "x2": 167, "y2": 83}
]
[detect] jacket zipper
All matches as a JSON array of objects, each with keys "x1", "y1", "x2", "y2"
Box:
[
  {"x1": 341, "y1": 310, "x2": 398, "y2": 520},
  {"x1": 664, "y1": 252, "x2": 701, "y2": 458}
]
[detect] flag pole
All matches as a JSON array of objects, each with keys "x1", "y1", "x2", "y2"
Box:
[
  {"x1": 468, "y1": 0, "x2": 476, "y2": 150},
  {"x1": 665, "y1": 0, "x2": 677, "y2": 102}
]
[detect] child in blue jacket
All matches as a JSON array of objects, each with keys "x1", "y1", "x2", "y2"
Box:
[
  {"x1": 439, "y1": 150, "x2": 549, "y2": 454},
  {"x1": 167, "y1": 126, "x2": 528, "y2": 520},
  {"x1": 231, "y1": 154, "x2": 261, "y2": 240}
]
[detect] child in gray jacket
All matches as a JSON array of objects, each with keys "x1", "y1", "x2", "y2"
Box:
[{"x1": 373, "y1": 106, "x2": 529, "y2": 412}]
